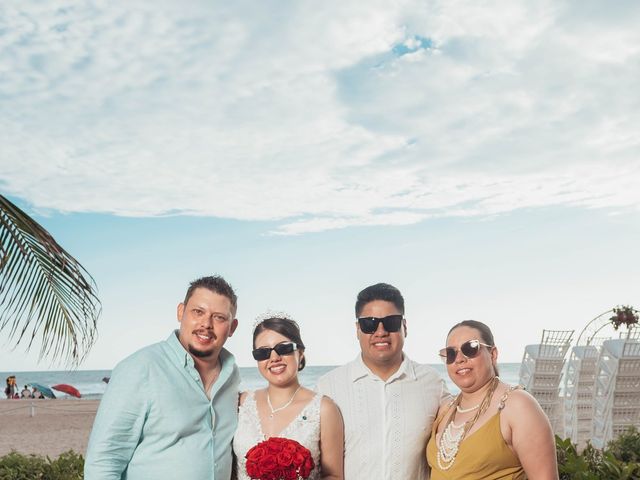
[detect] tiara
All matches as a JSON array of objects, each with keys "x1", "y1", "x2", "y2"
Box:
[{"x1": 252, "y1": 310, "x2": 294, "y2": 330}]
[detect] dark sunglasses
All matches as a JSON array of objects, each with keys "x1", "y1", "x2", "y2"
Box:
[
  {"x1": 439, "y1": 339, "x2": 493, "y2": 364},
  {"x1": 252, "y1": 342, "x2": 298, "y2": 361},
  {"x1": 357, "y1": 314, "x2": 404, "y2": 334}
]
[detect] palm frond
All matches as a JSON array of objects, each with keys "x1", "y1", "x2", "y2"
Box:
[{"x1": 0, "y1": 195, "x2": 100, "y2": 365}]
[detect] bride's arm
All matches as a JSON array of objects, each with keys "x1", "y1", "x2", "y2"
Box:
[{"x1": 319, "y1": 396, "x2": 344, "y2": 480}]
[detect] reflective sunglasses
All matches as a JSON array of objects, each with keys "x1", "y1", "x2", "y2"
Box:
[
  {"x1": 252, "y1": 342, "x2": 298, "y2": 361},
  {"x1": 439, "y1": 339, "x2": 493, "y2": 364},
  {"x1": 357, "y1": 314, "x2": 404, "y2": 334}
]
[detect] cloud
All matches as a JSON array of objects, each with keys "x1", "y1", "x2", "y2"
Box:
[{"x1": 1, "y1": 0, "x2": 639, "y2": 233}]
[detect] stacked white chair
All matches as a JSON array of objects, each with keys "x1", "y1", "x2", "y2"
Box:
[
  {"x1": 591, "y1": 327, "x2": 640, "y2": 448},
  {"x1": 519, "y1": 329, "x2": 574, "y2": 435},
  {"x1": 562, "y1": 344, "x2": 600, "y2": 448}
]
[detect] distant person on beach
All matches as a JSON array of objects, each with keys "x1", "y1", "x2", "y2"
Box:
[
  {"x1": 426, "y1": 320, "x2": 558, "y2": 479},
  {"x1": 32, "y1": 387, "x2": 45, "y2": 399},
  {"x1": 4, "y1": 376, "x2": 16, "y2": 399},
  {"x1": 85, "y1": 275, "x2": 240, "y2": 480},
  {"x1": 20, "y1": 385, "x2": 32, "y2": 398},
  {"x1": 234, "y1": 314, "x2": 344, "y2": 479},
  {"x1": 317, "y1": 283, "x2": 450, "y2": 480}
]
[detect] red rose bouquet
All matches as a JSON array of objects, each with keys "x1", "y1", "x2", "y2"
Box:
[{"x1": 245, "y1": 437, "x2": 315, "y2": 480}]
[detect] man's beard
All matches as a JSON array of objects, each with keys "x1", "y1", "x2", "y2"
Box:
[{"x1": 188, "y1": 344, "x2": 216, "y2": 358}]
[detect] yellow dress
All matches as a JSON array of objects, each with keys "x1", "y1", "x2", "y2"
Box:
[{"x1": 426, "y1": 404, "x2": 525, "y2": 479}]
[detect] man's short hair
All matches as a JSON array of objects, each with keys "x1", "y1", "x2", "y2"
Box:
[
  {"x1": 355, "y1": 283, "x2": 405, "y2": 317},
  {"x1": 184, "y1": 275, "x2": 238, "y2": 315}
]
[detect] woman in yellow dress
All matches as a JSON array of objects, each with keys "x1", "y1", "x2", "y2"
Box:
[{"x1": 426, "y1": 320, "x2": 558, "y2": 479}]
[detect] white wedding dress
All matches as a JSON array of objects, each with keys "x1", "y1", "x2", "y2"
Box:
[{"x1": 234, "y1": 391, "x2": 322, "y2": 480}]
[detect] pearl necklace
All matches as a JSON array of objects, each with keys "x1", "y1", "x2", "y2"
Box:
[
  {"x1": 437, "y1": 421, "x2": 466, "y2": 469},
  {"x1": 456, "y1": 403, "x2": 480, "y2": 413},
  {"x1": 267, "y1": 386, "x2": 301, "y2": 418}
]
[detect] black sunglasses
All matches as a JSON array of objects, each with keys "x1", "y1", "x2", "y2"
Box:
[
  {"x1": 357, "y1": 314, "x2": 404, "y2": 334},
  {"x1": 252, "y1": 342, "x2": 298, "y2": 361},
  {"x1": 439, "y1": 339, "x2": 493, "y2": 364}
]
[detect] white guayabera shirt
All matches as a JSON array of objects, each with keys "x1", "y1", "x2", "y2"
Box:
[{"x1": 317, "y1": 354, "x2": 449, "y2": 480}]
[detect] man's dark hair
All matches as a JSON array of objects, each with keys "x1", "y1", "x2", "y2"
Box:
[
  {"x1": 184, "y1": 275, "x2": 238, "y2": 315},
  {"x1": 447, "y1": 320, "x2": 499, "y2": 376},
  {"x1": 253, "y1": 316, "x2": 307, "y2": 371},
  {"x1": 355, "y1": 283, "x2": 405, "y2": 317}
]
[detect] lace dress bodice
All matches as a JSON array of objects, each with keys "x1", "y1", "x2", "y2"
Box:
[{"x1": 234, "y1": 391, "x2": 322, "y2": 480}]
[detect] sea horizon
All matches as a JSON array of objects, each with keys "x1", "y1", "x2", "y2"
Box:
[{"x1": 2, "y1": 363, "x2": 523, "y2": 400}]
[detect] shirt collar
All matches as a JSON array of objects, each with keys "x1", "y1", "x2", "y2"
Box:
[
  {"x1": 167, "y1": 330, "x2": 192, "y2": 366},
  {"x1": 166, "y1": 330, "x2": 236, "y2": 373},
  {"x1": 349, "y1": 352, "x2": 416, "y2": 383}
]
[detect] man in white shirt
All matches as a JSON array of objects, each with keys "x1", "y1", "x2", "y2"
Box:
[{"x1": 317, "y1": 283, "x2": 449, "y2": 480}]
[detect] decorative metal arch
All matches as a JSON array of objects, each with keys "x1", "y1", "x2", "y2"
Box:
[{"x1": 576, "y1": 306, "x2": 639, "y2": 346}]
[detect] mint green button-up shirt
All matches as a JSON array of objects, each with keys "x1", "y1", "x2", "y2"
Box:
[{"x1": 85, "y1": 331, "x2": 240, "y2": 480}]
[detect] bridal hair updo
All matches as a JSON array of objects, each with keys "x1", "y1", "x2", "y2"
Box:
[
  {"x1": 447, "y1": 319, "x2": 499, "y2": 376},
  {"x1": 253, "y1": 314, "x2": 307, "y2": 371}
]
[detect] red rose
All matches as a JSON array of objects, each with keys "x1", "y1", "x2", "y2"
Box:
[
  {"x1": 276, "y1": 450, "x2": 294, "y2": 467},
  {"x1": 283, "y1": 469, "x2": 298, "y2": 480},
  {"x1": 258, "y1": 454, "x2": 278, "y2": 473},
  {"x1": 247, "y1": 446, "x2": 267, "y2": 463},
  {"x1": 266, "y1": 439, "x2": 284, "y2": 454},
  {"x1": 292, "y1": 452, "x2": 305, "y2": 468},
  {"x1": 300, "y1": 456, "x2": 315, "y2": 478},
  {"x1": 246, "y1": 461, "x2": 260, "y2": 478},
  {"x1": 283, "y1": 442, "x2": 298, "y2": 454}
]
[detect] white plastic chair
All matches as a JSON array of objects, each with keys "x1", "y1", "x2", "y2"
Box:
[
  {"x1": 562, "y1": 345, "x2": 599, "y2": 447},
  {"x1": 519, "y1": 329, "x2": 574, "y2": 434},
  {"x1": 591, "y1": 338, "x2": 640, "y2": 448}
]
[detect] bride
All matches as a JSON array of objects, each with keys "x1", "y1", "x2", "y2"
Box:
[{"x1": 233, "y1": 315, "x2": 344, "y2": 480}]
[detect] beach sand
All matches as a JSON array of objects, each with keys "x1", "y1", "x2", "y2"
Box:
[{"x1": 0, "y1": 399, "x2": 98, "y2": 457}]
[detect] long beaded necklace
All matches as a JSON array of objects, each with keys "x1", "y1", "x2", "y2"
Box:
[
  {"x1": 267, "y1": 385, "x2": 301, "y2": 418},
  {"x1": 436, "y1": 376, "x2": 500, "y2": 471}
]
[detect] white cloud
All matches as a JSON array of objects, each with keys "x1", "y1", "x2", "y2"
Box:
[{"x1": 1, "y1": 0, "x2": 639, "y2": 233}]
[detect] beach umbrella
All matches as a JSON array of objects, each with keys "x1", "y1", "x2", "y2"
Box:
[
  {"x1": 52, "y1": 383, "x2": 81, "y2": 398},
  {"x1": 28, "y1": 382, "x2": 56, "y2": 398}
]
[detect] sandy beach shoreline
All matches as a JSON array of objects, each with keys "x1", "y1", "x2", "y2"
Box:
[{"x1": 0, "y1": 399, "x2": 98, "y2": 457}]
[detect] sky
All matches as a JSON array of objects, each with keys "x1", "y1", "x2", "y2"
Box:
[{"x1": 1, "y1": 0, "x2": 639, "y2": 371}]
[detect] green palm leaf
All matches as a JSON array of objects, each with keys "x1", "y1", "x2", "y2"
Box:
[{"x1": 0, "y1": 195, "x2": 100, "y2": 365}]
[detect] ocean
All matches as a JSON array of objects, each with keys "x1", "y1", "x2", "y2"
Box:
[{"x1": 1, "y1": 363, "x2": 522, "y2": 400}]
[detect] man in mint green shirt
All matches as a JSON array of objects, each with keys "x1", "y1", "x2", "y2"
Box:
[{"x1": 85, "y1": 276, "x2": 241, "y2": 479}]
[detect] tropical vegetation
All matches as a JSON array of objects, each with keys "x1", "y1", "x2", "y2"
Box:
[
  {"x1": 0, "y1": 450, "x2": 83, "y2": 480},
  {"x1": 0, "y1": 195, "x2": 100, "y2": 365},
  {"x1": 1, "y1": 428, "x2": 639, "y2": 479},
  {"x1": 556, "y1": 427, "x2": 640, "y2": 479}
]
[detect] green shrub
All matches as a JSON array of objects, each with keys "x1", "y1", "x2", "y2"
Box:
[
  {"x1": 47, "y1": 451, "x2": 84, "y2": 480},
  {"x1": 0, "y1": 452, "x2": 48, "y2": 480},
  {"x1": 556, "y1": 433, "x2": 640, "y2": 480},
  {"x1": 0, "y1": 451, "x2": 83, "y2": 480},
  {"x1": 607, "y1": 426, "x2": 640, "y2": 464}
]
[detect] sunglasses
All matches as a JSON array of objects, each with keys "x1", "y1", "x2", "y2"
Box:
[
  {"x1": 439, "y1": 339, "x2": 493, "y2": 364},
  {"x1": 252, "y1": 342, "x2": 299, "y2": 361},
  {"x1": 357, "y1": 314, "x2": 404, "y2": 334}
]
